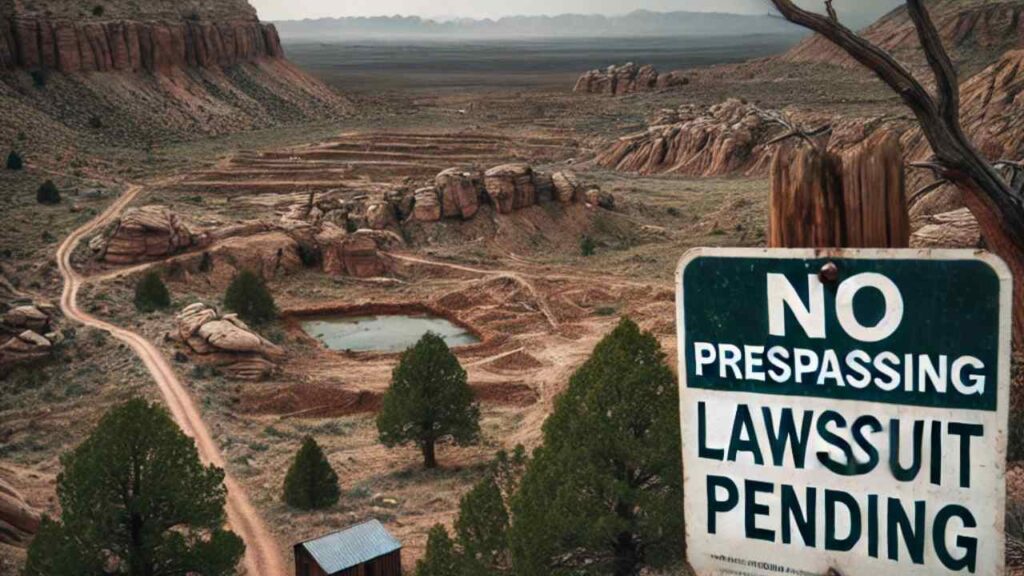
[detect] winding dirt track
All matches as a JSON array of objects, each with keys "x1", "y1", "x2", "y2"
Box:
[{"x1": 56, "y1": 183, "x2": 286, "y2": 576}]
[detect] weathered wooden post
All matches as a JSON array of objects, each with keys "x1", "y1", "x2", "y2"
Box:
[
  {"x1": 768, "y1": 141, "x2": 843, "y2": 248},
  {"x1": 768, "y1": 130, "x2": 909, "y2": 249},
  {"x1": 838, "y1": 130, "x2": 909, "y2": 248}
]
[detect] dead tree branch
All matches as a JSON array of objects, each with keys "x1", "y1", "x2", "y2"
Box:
[
  {"x1": 824, "y1": 0, "x2": 838, "y2": 23},
  {"x1": 994, "y1": 160, "x2": 1024, "y2": 197},
  {"x1": 752, "y1": 105, "x2": 832, "y2": 147}
]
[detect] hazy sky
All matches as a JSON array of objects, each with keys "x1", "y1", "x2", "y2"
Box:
[{"x1": 252, "y1": 0, "x2": 903, "y2": 23}]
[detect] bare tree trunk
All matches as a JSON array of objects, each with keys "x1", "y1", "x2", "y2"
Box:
[{"x1": 422, "y1": 440, "x2": 437, "y2": 469}]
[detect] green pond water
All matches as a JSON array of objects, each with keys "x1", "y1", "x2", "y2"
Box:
[{"x1": 301, "y1": 314, "x2": 480, "y2": 353}]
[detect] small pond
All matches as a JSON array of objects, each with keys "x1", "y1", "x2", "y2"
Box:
[{"x1": 300, "y1": 314, "x2": 480, "y2": 353}]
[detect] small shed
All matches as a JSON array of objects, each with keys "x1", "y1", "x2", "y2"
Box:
[{"x1": 294, "y1": 520, "x2": 403, "y2": 576}]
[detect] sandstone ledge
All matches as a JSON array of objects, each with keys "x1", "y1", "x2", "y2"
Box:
[{"x1": 0, "y1": 17, "x2": 284, "y2": 73}]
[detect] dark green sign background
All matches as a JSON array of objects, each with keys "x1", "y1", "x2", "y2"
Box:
[{"x1": 682, "y1": 256, "x2": 1001, "y2": 411}]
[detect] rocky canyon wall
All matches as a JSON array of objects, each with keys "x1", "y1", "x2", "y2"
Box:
[{"x1": 0, "y1": 17, "x2": 284, "y2": 73}]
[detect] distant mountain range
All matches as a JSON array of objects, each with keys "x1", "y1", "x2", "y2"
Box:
[{"x1": 272, "y1": 10, "x2": 805, "y2": 41}]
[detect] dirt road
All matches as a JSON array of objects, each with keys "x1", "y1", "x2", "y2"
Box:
[{"x1": 56, "y1": 183, "x2": 286, "y2": 576}]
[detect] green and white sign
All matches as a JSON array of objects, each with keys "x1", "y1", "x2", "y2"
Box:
[{"x1": 676, "y1": 248, "x2": 1011, "y2": 576}]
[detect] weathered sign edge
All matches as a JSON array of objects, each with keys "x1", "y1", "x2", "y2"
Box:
[{"x1": 673, "y1": 247, "x2": 1013, "y2": 575}]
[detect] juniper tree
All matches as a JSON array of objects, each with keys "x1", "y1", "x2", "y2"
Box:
[
  {"x1": 455, "y1": 475, "x2": 509, "y2": 575},
  {"x1": 224, "y1": 269, "x2": 276, "y2": 325},
  {"x1": 508, "y1": 317, "x2": 683, "y2": 576},
  {"x1": 283, "y1": 436, "x2": 340, "y2": 510},
  {"x1": 580, "y1": 235, "x2": 596, "y2": 257},
  {"x1": 23, "y1": 399, "x2": 244, "y2": 576},
  {"x1": 376, "y1": 332, "x2": 480, "y2": 468},
  {"x1": 36, "y1": 180, "x2": 60, "y2": 204},
  {"x1": 134, "y1": 270, "x2": 171, "y2": 312},
  {"x1": 415, "y1": 524, "x2": 462, "y2": 576},
  {"x1": 6, "y1": 150, "x2": 23, "y2": 170}
]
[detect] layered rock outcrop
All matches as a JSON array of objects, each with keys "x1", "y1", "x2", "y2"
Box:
[
  {"x1": 597, "y1": 99, "x2": 775, "y2": 177},
  {"x1": 91, "y1": 205, "x2": 204, "y2": 264},
  {"x1": 908, "y1": 49, "x2": 1024, "y2": 172},
  {"x1": 317, "y1": 227, "x2": 402, "y2": 279},
  {"x1": 436, "y1": 168, "x2": 481, "y2": 219},
  {"x1": 0, "y1": 330, "x2": 52, "y2": 368},
  {"x1": 780, "y1": 0, "x2": 1024, "y2": 73},
  {"x1": 388, "y1": 163, "x2": 599, "y2": 223},
  {"x1": 911, "y1": 208, "x2": 983, "y2": 249},
  {"x1": 484, "y1": 164, "x2": 538, "y2": 213},
  {"x1": 170, "y1": 303, "x2": 284, "y2": 380},
  {"x1": 0, "y1": 303, "x2": 58, "y2": 371},
  {"x1": 574, "y1": 62, "x2": 688, "y2": 96},
  {"x1": 0, "y1": 0, "x2": 346, "y2": 140},
  {"x1": 0, "y1": 17, "x2": 283, "y2": 73},
  {"x1": 0, "y1": 477, "x2": 40, "y2": 547}
]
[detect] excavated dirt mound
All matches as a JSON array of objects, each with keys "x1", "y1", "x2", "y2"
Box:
[
  {"x1": 469, "y1": 381, "x2": 539, "y2": 407},
  {"x1": 240, "y1": 383, "x2": 382, "y2": 418},
  {"x1": 485, "y1": 350, "x2": 544, "y2": 371}
]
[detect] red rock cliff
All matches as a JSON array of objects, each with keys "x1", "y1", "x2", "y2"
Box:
[{"x1": 0, "y1": 17, "x2": 284, "y2": 73}]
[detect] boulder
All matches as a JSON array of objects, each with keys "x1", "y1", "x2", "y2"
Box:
[
  {"x1": 2, "y1": 305, "x2": 51, "y2": 333},
  {"x1": 584, "y1": 188, "x2": 615, "y2": 210},
  {"x1": 435, "y1": 168, "x2": 481, "y2": 219},
  {"x1": 0, "y1": 330, "x2": 52, "y2": 369},
  {"x1": 413, "y1": 187, "x2": 442, "y2": 222},
  {"x1": 197, "y1": 317, "x2": 280, "y2": 356},
  {"x1": 484, "y1": 163, "x2": 536, "y2": 213},
  {"x1": 552, "y1": 171, "x2": 581, "y2": 203},
  {"x1": 317, "y1": 226, "x2": 400, "y2": 279},
  {"x1": 209, "y1": 231, "x2": 302, "y2": 279},
  {"x1": 365, "y1": 200, "x2": 396, "y2": 230},
  {"x1": 656, "y1": 71, "x2": 689, "y2": 90},
  {"x1": 315, "y1": 223, "x2": 349, "y2": 276},
  {"x1": 0, "y1": 477, "x2": 40, "y2": 546},
  {"x1": 97, "y1": 205, "x2": 199, "y2": 264},
  {"x1": 341, "y1": 232, "x2": 388, "y2": 278},
  {"x1": 172, "y1": 303, "x2": 283, "y2": 380}
]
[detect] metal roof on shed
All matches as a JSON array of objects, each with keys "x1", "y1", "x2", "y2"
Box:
[{"x1": 298, "y1": 520, "x2": 402, "y2": 574}]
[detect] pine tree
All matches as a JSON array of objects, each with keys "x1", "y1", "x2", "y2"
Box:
[
  {"x1": 416, "y1": 524, "x2": 462, "y2": 576},
  {"x1": 508, "y1": 318, "x2": 683, "y2": 576},
  {"x1": 23, "y1": 399, "x2": 244, "y2": 576},
  {"x1": 134, "y1": 271, "x2": 171, "y2": 312},
  {"x1": 455, "y1": 476, "x2": 509, "y2": 575},
  {"x1": 224, "y1": 269, "x2": 276, "y2": 325},
  {"x1": 377, "y1": 332, "x2": 480, "y2": 468},
  {"x1": 36, "y1": 180, "x2": 60, "y2": 204},
  {"x1": 283, "y1": 437, "x2": 340, "y2": 510},
  {"x1": 6, "y1": 150, "x2": 23, "y2": 170}
]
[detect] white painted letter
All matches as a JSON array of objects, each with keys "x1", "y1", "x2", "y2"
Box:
[
  {"x1": 835, "y1": 273, "x2": 903, "y2": 343},
  {"x1": 767, "y1": 273, "x2": 826, "y2": 339},
  {"x1": 694, "y1": 342, "x2": 717, "y2": 376}
]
